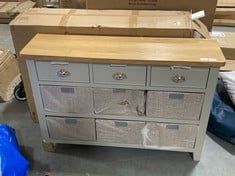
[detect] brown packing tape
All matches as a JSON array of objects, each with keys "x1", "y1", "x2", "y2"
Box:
[
  {"x1": 129, "y1": 10, "x2": 139, "y2": 28},
  {"x1": 192, "y1": 19, "x2": 210, "y2": 38},
  {"x1": 59, "y1": 9, "x2": 77, "y2": 27}
]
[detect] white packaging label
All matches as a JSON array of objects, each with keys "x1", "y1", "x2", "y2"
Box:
[
  {"x1": 210, "y1": 31, "x2": 226, "y2": 37},
  {"x1": 0, "y1": 50, "x2": 3, "y2": 55}
]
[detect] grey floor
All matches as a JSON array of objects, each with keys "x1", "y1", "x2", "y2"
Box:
[{"x1": 0, "y1": 24, "x2": 235, "y2": 176}]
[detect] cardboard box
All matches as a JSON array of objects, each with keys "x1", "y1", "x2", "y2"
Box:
[
  {"x1": 10, "y1": 8, "x2": 209, "y2": 54},
  {"x1": 217, "y1": 0, "x2": 235, "y2": 7},
  {"x1": 10, "y1": 8, "x2": 209, "y2": 122},
  {"x1": 211, "y1": 31, "x2": 235, "y2": 59},
  {"x1": 0, "y1": 47, "x2": 21, "y2": 102},
  {"x1": 86, "y1": 0, "x2": 217, "y2": 31},
  {"x1": 214, "y1": 8, "x2": 235, "y2": 26},
  {"x1": 211, "y1": 31, "x2": 235, "y2": 70}
]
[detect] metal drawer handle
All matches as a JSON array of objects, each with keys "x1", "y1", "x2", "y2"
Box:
[
  {"x1": 112, "y1": 72, "x2": 127, "y2": 80},
  {"x1": 57, "y1": 69, "x2": 71, "y2": 77},
  {"x1": 172, "y1": 74, "x2": 186, "y2": 83}
]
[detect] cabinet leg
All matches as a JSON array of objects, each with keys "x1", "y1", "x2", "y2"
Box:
[
  {"x1": 192, "y1": 151, "x2": 201, "y2": 162},
  {"x1": 42, "y1": 141, "x2": 56, "y2": 152}
]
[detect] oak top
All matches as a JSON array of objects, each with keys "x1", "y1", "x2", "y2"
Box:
[{"x1": 20, "y1": 34, "x2": 225, "y2": 67}]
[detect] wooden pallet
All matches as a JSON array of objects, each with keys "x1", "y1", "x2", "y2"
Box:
[{"x1": 0, "y1": 1, "x2": 35, "y2": 24}]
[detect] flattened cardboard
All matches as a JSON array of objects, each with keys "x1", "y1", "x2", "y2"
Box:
[{"x1": 0, "y1": 47, "x2": 21, "y2": 102}]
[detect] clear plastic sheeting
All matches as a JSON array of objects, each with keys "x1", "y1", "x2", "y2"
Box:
[
  {"x1": 142, "y1": 123, "x2": 198, "y2": 149},
  {"x1": 46, "y1": 117, "x2": 96, "y2": 141},
  {"x1": 95, "y1": 119, "x2": 198, "y2": 149},
  {"x1": 40, "y1": 85, "x2": 93, "y2": 114},
  {"x1": 94, "y1": 88, "x2": 145, "y2": 116},
  {"x1": 147, "y1": 91, "x2": 204, "y2": 120},
  {"x1": 96, "y1": 119, "x2": 145, "y2": 144},
  {"x1": 0, "y1": 124, "x2": 29, "y2": 176}
]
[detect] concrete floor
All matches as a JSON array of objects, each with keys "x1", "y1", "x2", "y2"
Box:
[{"x1": 0, "y1": 24, "x2": 235, "y2": 176}]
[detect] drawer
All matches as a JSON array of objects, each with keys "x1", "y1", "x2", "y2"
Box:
[
  {"x1": 150, "y1": 66, "x2": 209, "y2": 88},
  {"x1": 35, "y1": 61, "x2": 90, "y2": 83},
  {"x1": 40, "y1": 86, "x2": 93, "y2": 114},
  {"x1": 143, "y1": 123, "x2": 198, "y2": 149},
  {"x1": 147, "y1": 91, "x2": 204, "y2": 120},
  {"x1": 93, "y1": 64, "x2": 146, "y2": 86},
  {"x1": 46, "y1": 117, "x2": 96, "y2": 141},
  {"x1": 94, "y1": 88, "x2": 145, "y2": 116},
  {"x1": 96, "y1": 119, "x2": 145, "y2": 145}
]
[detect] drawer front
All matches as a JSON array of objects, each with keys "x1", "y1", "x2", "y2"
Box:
[
  {"x1": 96, "y1": 119, "x2": 145, "y2": 145},
  {"x1": 143, "y1": 123, "x2": 198, "y2": 149},
  {"x1": 93, "y1": 64, "x2": 146, "y2": 86},
  {"x1": 40, "y1": 86, "x2": 93, "y2": 114},
  {"x1": 147, "y1": 91, "x2": 204, "y2": 120},
  {"x1": 46, "y1": 117, "x2": 96, "y2": 141},
  {"x1": 94, "y1": 88, "x2": 145, "y2": 116},
  {"x1": 150, "y1": 66, "x2": 209, "y2": 88},
  {"x1": 36, "y1": 61, "x2": 89, "y2": 83}
]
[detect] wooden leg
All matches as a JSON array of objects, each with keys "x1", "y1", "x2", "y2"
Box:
[
  {"x1": 192, "y1": 151, "x2": 201, "y2": 162},
  {"x1": 42, "y1": 141, "x2": 56, "y2": 152}
]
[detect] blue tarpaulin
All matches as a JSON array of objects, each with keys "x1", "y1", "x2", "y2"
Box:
[
  {"x1": 208, "y1": 80, "x2": 235, "y2": 144},
  {"x1": 0, "y1": 124, "x2": 29, "y2": 176}
]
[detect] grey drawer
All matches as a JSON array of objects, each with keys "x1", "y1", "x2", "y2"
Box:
[
  {"x1": 94, "y1": 88, "x2": 145, "y2": 116},
  {"x1": 40, "y1": 86, "x2": 93, "y2": 114},
  {"x1": 143, "y1": 123, "x2": 198, "y2": 149},
  {"x1": 46, "y1": 117, "x2": 96, "y2": 141},
  {"x1": 150, "y1": 66, "x2": 209, "y2": 88},
  {"x1": 147, "y1": 91, "x2": 204, "y2": 120},
  {"x1": 96, "y1": 119, "x2": 145, "y2": 145},
  {"x1": 93, "y1": 64, "x2": 146, "y2": 86},
  {"x1": 36, "y1": 61, "x2": 89, "y2": 83}
]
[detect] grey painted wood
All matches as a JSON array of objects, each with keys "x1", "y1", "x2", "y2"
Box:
[
  {"x1": 26, "y1": 60, "x2": 50, "y2": 139},
  {"x1": 38, "y1": 80, "x2": 206, "y2": 93},
  {"x1": 151, "y1": 66, "x2": 209, "y2": 88},
  {"x1": 26, "y1": 59, "x2": 219, "y2": 161},
  {"x1": 36, "y1": 61, "x2": 90, "y2": 83},
  {"x1": 93, "y1": 64, "x2": 147, "y2": 86},
  {"x1": 44, "y1": 113, "x2": 201, "y2": 125},
  {"x1": 192, "y1": 68, "x2": 219, "y2": 161}
]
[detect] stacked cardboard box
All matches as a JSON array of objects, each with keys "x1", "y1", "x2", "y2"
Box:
[
  {"x1": 211, "y1": 31, "x2": 235, "y2": 70},
  {"x1": 0, "y1": 1, "x2": 35, "y2": 23},
  {"x1": 0, "y1": 47, "x2": 21, "y2": 102},
  {"x1": 10, "y1": 8, "x2": 209, "y2": 122},
  {"x1": 214, "y1": 0, "x2": 235, "y2": 26}
]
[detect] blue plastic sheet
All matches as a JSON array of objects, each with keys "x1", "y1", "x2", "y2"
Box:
[
  {"x1": 0, "y1": 124, "x2": 29, "y2": 176},
  {"x1": 208, "y1": 80, "x2": 235, "y2": 144}
]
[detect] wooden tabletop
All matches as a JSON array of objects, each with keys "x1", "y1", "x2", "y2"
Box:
[{"x1": 20, "y1": 34, "x2": 225, "y2": 67}]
